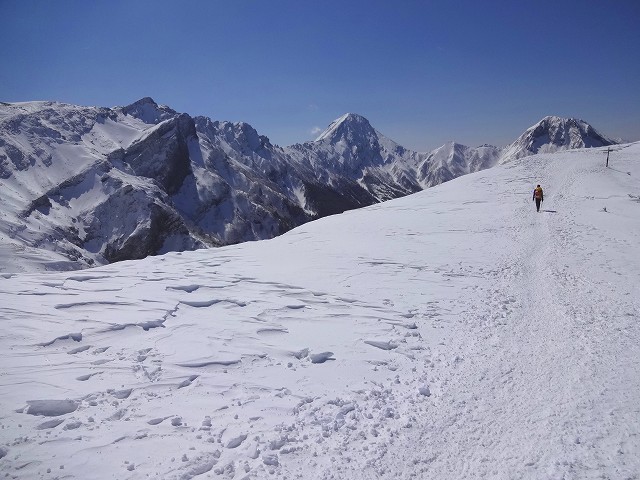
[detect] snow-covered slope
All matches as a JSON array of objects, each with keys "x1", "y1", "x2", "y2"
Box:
[
  {"x1": 1, "y1": 142, "x2": 638, "y2": 479},
  {"x1": 0, "y1": 100, "x2": 617, "y2": 272}
]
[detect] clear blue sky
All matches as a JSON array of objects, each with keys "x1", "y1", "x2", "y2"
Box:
[{"x1": 1, "y1": 0, "x2": 639, "y2": 151}]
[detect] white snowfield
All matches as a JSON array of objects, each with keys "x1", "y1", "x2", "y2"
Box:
[{"x1": 1, "y1": 143, "x2": 639, "y2": 479}]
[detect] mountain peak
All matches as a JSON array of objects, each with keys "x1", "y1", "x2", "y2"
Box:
[
  {"x1": 315, "y1": 113, "x2": 376, "y2": 143},
  {"x1": 501, "y1": 116, "x2": 616, "y2": 161},
  {"x1": 535, "y1": 115, "x2": 589, "y2": 130},
  {"x1": 529, "y1": 116, "x2": 614, "y2": 147},
  {"x1": 129, "y1": 97, "x2": 159, "y2": 107},
  {"x1": 120, "y1": 97, "x2": 177, "y2": 124}
]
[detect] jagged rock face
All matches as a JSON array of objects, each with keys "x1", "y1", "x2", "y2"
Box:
[
  {"x1": 0, "y1": 99, "x2": 617, "y2": 271},
  {"x1": 181, "y1": 116, "x2": 311, "y2": 245},
  {"x1": 194, "y1": 116, "x2": 282, "y2": 175},
  {"x1": 119, "y1": 114, "x2": 196, "y2": 194}
]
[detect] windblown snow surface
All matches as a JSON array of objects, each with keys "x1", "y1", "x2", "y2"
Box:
[{"x1": 1, "y1": 143, "x2": 639, "y2": 479}]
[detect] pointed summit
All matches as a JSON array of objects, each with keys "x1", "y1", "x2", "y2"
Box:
[
  {"x1": 315, "y1": 113, "x2": 377, "y2": 144},
  {"x1": 129, "y1": 97, "x2": 159, "y2": 107},
  {"x1": 120, "y1": 97, "x2": 177, "y2": 124}
]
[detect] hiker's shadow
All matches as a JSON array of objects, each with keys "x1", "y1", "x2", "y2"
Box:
[
  {"x1": 607, "y1": 167, "x2": 631, "y2": 176},
  {"x1": 542, "y1": 210, "x2": 558, "y2": 213}
]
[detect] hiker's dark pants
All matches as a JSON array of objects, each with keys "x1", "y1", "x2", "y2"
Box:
[{"x1": 535, "y1": 199, "x2": 541, "y2": 212}]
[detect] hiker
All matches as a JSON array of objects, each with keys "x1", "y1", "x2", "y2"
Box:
[{"x1": 533, "y1": 185, "x2": 544, "y2": 212}]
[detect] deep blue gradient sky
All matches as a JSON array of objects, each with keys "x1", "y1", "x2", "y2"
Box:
[{"x1": 2, "y1": 0, "x2": 639, "y2": 151}]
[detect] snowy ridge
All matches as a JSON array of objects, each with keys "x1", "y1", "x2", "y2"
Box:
[
  {"x1": 0, "y1": 99, "x2": 618, "y2": 271},
  {"x1": 0, "y1": 143, "x2": 638, "y2": 478}
]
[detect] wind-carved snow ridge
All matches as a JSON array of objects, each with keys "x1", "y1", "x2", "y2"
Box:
[
  {"x1": 0, "y1": 99, "x2": 618, "y2": 272},
  {"x1": 1, "y1": 142, "x2": 639, "y2": 478}
]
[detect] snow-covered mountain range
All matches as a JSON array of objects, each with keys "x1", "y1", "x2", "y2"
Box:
[{"x1": 0, "y1": 99, "x2": 616, "y2": 271}]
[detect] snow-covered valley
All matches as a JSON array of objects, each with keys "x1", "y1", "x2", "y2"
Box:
[{"x1": 1, "y1": 143, "x2": 639, "y2": 479}]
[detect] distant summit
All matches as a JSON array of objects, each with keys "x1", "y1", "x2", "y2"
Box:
[
  {"x1": 315, "y1": 113, "x2": 378, "y2": 145},
  {"x1": 501, "y1": 116, "x2": 616, "y2": 160},
  {"x1": 119, "y1": 97, "x2": 178, "y2": 124},
  {"x1": 294, "y1": 113, "x2": 422, "y2": 200}
]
